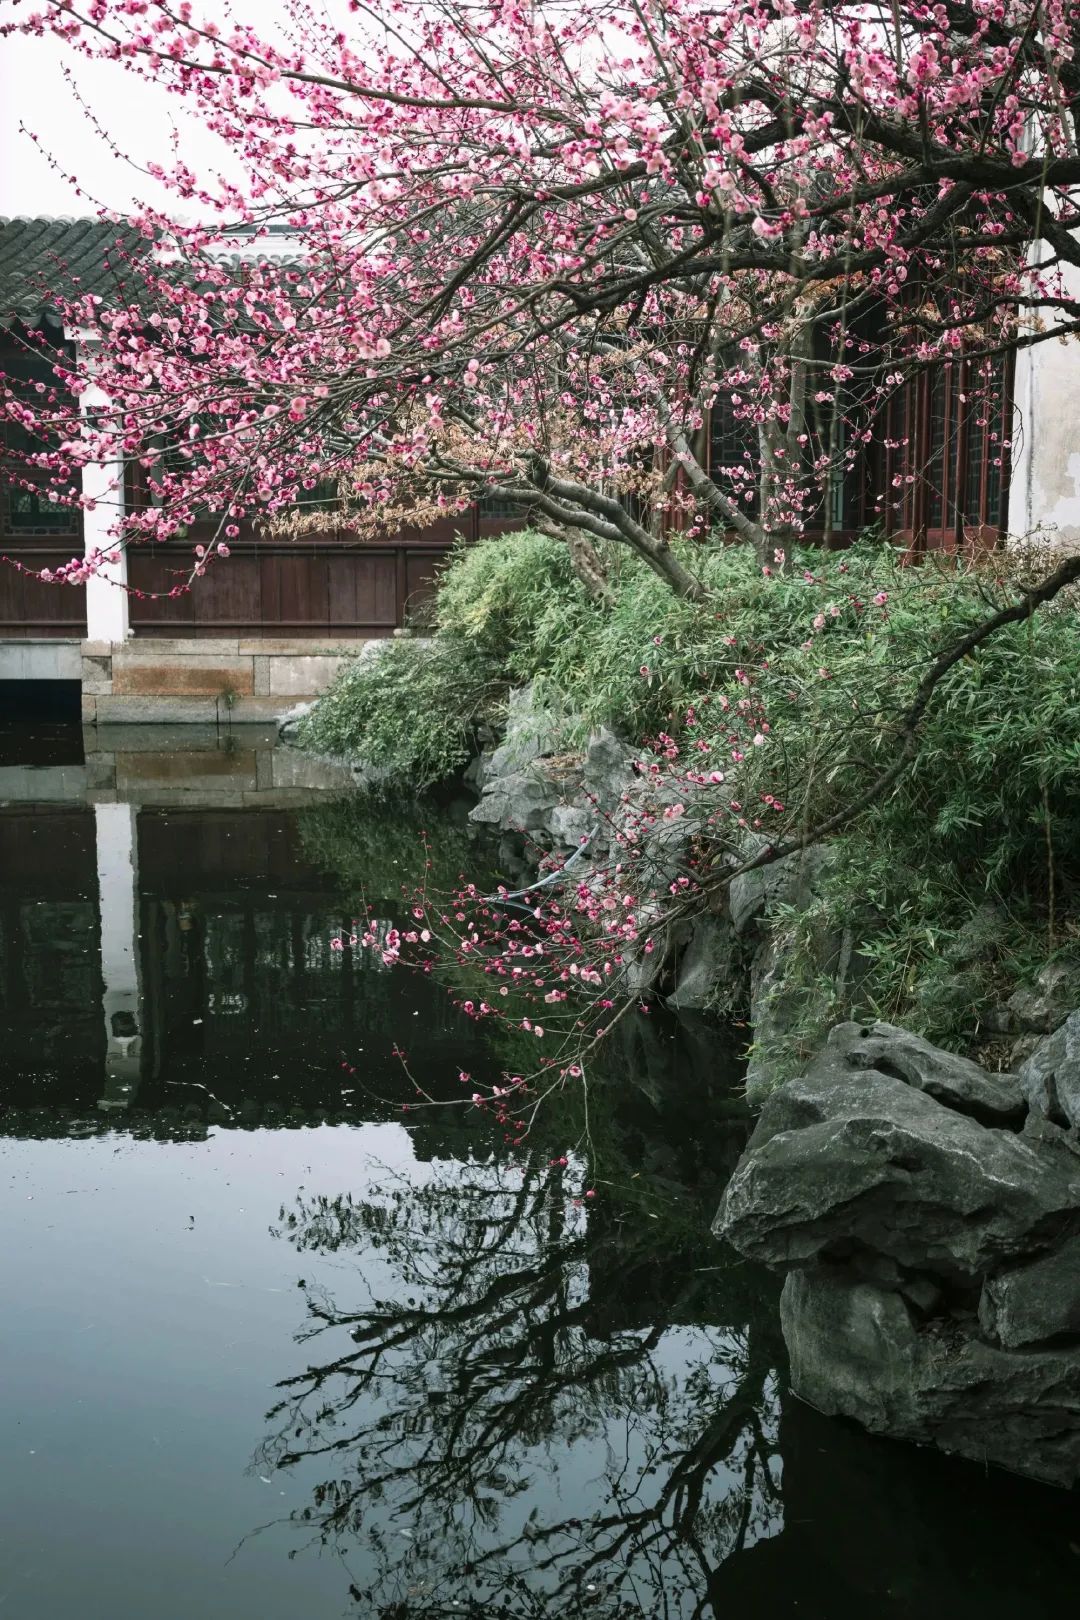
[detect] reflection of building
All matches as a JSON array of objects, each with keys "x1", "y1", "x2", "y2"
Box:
[{"x1": 0, "y1": 734, "x2": 496, "y2": 1139}]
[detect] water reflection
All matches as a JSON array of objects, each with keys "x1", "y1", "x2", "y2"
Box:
[
  {"x1": 260, "y1": 1140, "x2": 781, "y2": 1619},
  {"x1": 0, "y1": 724, "x2": 489, "y2": 1136},
  {"x1": 1, "y1": 723, "x2": 1078, "y2": 1620}
]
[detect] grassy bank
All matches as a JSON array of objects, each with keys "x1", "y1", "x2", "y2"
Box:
[{"x1": 300, "y1": 532, "x2": 1080, "y2": 1067}]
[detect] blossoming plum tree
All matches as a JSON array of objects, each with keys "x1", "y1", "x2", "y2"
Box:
[
  {"x1": 6, "y1": 0, "x2": 1080, "y2": 1134},
  {"x1": 2, "y1": 0, "x2": 1080, "y2": 600}
]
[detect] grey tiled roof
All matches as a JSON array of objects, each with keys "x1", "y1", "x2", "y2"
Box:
[
  {"x1": 0, "y1": 216, "x2": 151, "y2": 327},
  {"x1": 0, "y1": 217, "x2": 308, "y2": 329}
]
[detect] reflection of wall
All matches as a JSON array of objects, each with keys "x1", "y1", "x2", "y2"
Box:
[
  {"x1": 95, "y1": 802, "x2": 143, "y2": 1108},
  {"x1": 0, "y1": 797, "x2": 495, "y2": 1137},
  {"x1": 0, "y1": 808, "x2": 103, "y2": 1102}
]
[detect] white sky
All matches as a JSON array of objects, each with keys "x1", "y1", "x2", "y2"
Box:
[
  {"x1": 0, "y1": 1, "x2": 353, "y2": 219},
  {"x1": 1, "y1": 27, "x2": 207, "y2": 216}
]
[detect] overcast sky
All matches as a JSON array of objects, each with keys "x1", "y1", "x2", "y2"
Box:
[
  {"x1": 0, "y1": 1, "x2": 340, "y2": 219},
  {"x1": 1, "y1": 27, "x2": 198, "y2": 216}
]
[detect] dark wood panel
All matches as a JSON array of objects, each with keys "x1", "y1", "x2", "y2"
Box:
[
  {"x1": 405, "y1": 552, "x2": 443, "y2": 619},
  {"x1": 127, "y1": 546, "x2": 196, "y2": 627},
  {"x1": 0, "y1": 551, "x2": 87, "y2": 637},
  {"x1": 194, "y1": 552, "x2": 260, "y2": 627},
  {"x1": 130, "y1": 543, "x2": 457, "y2": 635},
  {"x1": 327, "y1": 552, "x2": 398, "y2": 627}
]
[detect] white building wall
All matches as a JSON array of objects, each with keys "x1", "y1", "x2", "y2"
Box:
[
  {"x1": 74, "y1": 332, "x2": 130, "y2": 641},
  {"x1": 1008, "y1": 256, "x2": 1080, "y2": 551}
]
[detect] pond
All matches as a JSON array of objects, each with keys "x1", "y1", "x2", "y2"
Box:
[{"x1": 0, "y1": 721, "x2": 1076, "y2": 1620}]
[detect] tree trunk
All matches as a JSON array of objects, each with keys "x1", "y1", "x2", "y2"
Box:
[{"x1": 566, "y1": 530, "x2": 615, "y2": 607}]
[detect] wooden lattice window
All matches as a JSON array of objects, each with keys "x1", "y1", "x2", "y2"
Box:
[
  {"x1": 0, "y1": 338, "x2": 79, "y2": 535},
  {"x1": 885, "y1": 350, "x2": 1010, "y2": 552}
]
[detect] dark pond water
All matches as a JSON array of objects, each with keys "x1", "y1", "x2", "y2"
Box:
[{"x1": 0, "y1": 722, "x2": 1077, "y2": 1620}]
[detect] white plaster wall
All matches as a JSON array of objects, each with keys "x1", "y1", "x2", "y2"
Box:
[
  {"x1": 73, "y1": 334, "x2": 131, "y2": 642},
  {"x1": 1008, "y1": 255, "x2": 1080, "y2": 551}
]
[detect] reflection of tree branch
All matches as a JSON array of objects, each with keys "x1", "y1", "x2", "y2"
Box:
[{"x1": 254, "y1": 1150, "x2": 782, "y2": 1615}]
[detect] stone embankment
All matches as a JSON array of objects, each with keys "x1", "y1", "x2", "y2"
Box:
[
  {"x1": 715, "y1": 1018, "x2": 1080, "y2": 1487},
  {"x1": 463, "y1": 685, "x2": 838, "y2": 1094}
]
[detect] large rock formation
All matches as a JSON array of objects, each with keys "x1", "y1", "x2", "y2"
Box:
[{"x1": 715, "y1": 1018, "x2": 1080, "y2": 1488}]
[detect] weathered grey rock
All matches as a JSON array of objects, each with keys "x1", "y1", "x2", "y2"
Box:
[
  {"x1": 979, "y1": 1233, "x2": 1080, "y2": 1349},
  {"x1": 667, "y1": 915, "x2": 739, "y2": 1012},
  {"x1": 728, "y1": 840, "x2": 831, "y2": 937},
  {"x1": 717, "y1": 1066, "x2": 1080, "y2": 1280},
  {"x1": 1018, "y1": 1010, "x2": 1080, "y2": 1128},
  {"x1": 1021, "y1": 1108, "x2": 1080, "y2": 1165},
  {"x1": 781, "y1": 1269, "x2": 1080, "y2": 1488},
  {"x1": 807, "y1": 1020, "x2": 1024, "y2": 1126},
  {"x1": 463, "y1": 749, "x2": 492, "y2": 790},
  {"x1": 547, "y1": 802, "x2": 595, "y2": 849},
  {"x1": 582, "y1": 727, "x2": 637, "y2": 806},
  {"x1": 468, "y1": 769, "x2": 561, "y2": 831},
  {"x1": 277, "y1": 700, "x2": 315, "y2": 743},
  {"x1": 1010, "y1": 1032, "x2": 1044, "y2": 1067},
  {"x1": 743, "y1": 931, "x2": 804, "y2": 1105},
  {"x1": 1007, "y1": 961, "x2": 1080, "y2": 1034},
  {"x1": 946, "y1": 901, "x2": 1007, "y2": 967},
  {"x1": 621, "y1": 909, "x2": 692, "y2": 998},
  {"x1": 485, "y1": 683, "x2": 567, "y2": 780},
  {"x1": 349, "y1": 758, "x2": 400, "y2": 793}
]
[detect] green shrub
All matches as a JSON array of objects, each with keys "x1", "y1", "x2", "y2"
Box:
[
  {"x1": 301, "y1": 528, "x2": 1080, "y2": 1065},
  {"x1": 296, "y1": 633, "x2": 502, "y2": 789}
]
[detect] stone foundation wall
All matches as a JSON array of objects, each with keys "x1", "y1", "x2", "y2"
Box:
[{"x1": 80, "y1": 636, "x2": 369, "y2": 723}]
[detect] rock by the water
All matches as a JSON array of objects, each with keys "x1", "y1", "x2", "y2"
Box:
[
  {"x1": 582, "y1": 726, "x2": 637, "y2": 805},
  {"x1": 1018, "y1": 1010, "x2": 1080, "y2": 1128},
  {"x1": 720, "y1": 1066, "x2": 1074, "y2": 1280},
  {"x1": 469, "y1": 769, "x2": 562, "y2": 832},
  {"x1": 808, "y1": 1020, "x2": 1024, "y2": 1125},
  {"x1": 1006, "y1": 961, "x2": 1080, "y2": 1034},
  {"x1": 547, "y1": 802, "x2": 594, "y2": 849},
  {"x1": 667, "y1": 915, "x2": 739, "y2": 1013},
  {"x1": 979, "y1": 1233, "x2": 1080, "y2": 1350},
  {"x1": 716, "y1": 1017, "x2": 1080, "y2": 1487},
  {"x1": 728, "y1": 840, "x2": 831, "y2": 938},
  {"x1": 484, "y1": 682, "x2": 567, "y2": 781},
  {"x1": 781, "y1": 1269, "x2": 1080, "y2": 1488}
]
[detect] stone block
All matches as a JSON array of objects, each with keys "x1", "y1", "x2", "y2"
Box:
[
  {"x1": 112, "y1": 658, "x2": 255, "y2": 697},
  {"x1": 94, "y1": 695, "x2": 221, "y2": 724},
  {"x1": 81, "y1": 675, "x2": 114, "y2": 697},
  {"x1": 81, "y1": 695, "x2": 98, "y2": 723},
  {"x1": 252, "y1": 656, "x2": 271, "y2": 696},
  {"x1": 92, "y1": 722, "x2": 244, "y2": 752},
  {"x1": 256, "y1": 749, "x2": 276, "y2": 791},
  {"x1": 0, "y1": 645, "x2": 28, "y2": 681},
  {"x1": 0, "y1": 640, "x2": 82, "y2": 681},
  {"x1": 226, "y1": 696, "x2": 295, "y2": 722},
  {"x1": 267, "y1": 655, "x2": 349, "y2": 696},
  {"x1": 122, "y1": 637, "x2": 239, "y2": 656},
  {"x1": 237, "y1": 637, "x2": 369, "y2": 655}
]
